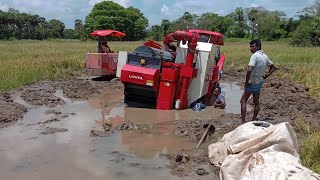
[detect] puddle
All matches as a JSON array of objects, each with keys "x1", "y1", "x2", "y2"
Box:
[
  {"x1": 220, "y1": 82, "x2": 252, "y2": 114},
  {"x1": 54, "y1": 90, "x2": 72, "y2": 104},
  {"x1": 1, "y1": 90, "x2": 215, "y2": 180},
  {"x1": 1, "y1": 82, "x2": 247, "y2": 179}
]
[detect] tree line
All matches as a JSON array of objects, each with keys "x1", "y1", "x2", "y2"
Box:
[
  {"x1": 0, "y1": 1, "x2": 319, "y2": 46},
  {"x1": 1, "y1": 8, "x2": 68, "y2": 40}
]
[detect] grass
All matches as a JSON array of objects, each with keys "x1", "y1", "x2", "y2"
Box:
[
  {"x1": 1, "y1": 40, "x2": 320, "y2": 95},
  {"x1": 0, "y1": 40, "x2": 140, "y2": 91},
  {"x1": 222, "y1": 41, "x2": 320, "y2": 96},
  {"x1": 295, "y1": 117, "x2": 320, "y2": 174},
  {"x1": 1, "y1": 39, "x2": 320, "y2": 173}
]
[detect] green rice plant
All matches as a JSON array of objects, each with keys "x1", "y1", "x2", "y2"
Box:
[
  {"x1": 1, "y1": 40, "x2": 320, "y2": 95},
  {"x1": 294, "y1": 116, "x2": 320, "y2": 174},
  {"x1": 0, "y1": 40, "x2": 141, "y2": 91},
  {"x1": 300, "y1": 132, "x2": 320, "y2": 174},
  {"x1": 222, "y1": 41, "x2": 320, "y2": 96},
  {"x1": 294, "y1": 116, "x2": 312, "y2": 135}
]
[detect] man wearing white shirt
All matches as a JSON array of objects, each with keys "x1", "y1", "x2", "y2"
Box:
[{"x1": 240, "y1": 39, "x2": 277, "y2": 124}]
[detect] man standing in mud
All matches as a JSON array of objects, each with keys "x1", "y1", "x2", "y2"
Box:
[{"x1": 240, "y1": 39, "x2": 276, "y2": 123}]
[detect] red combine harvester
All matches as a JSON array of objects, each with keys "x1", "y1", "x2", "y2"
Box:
[
  {"x1": 116, "y1": 29, "x2": 225, "y2": 110},
  {"x1": 85, "y1": 30, "x2": 126, "y2": 76}
]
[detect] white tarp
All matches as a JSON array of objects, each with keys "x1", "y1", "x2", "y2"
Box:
[{"x1": 208, "y1": 122, "x2": 320, "y2": 180}]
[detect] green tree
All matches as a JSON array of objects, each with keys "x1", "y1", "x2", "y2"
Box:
[
  {"x1": 127, "y1": 6, "x2": 148, "y2": 40},
  {"x1": 291, "y1": 17, "x2": 320, "y2": 46},
  {"x1": 8, "y1": 8, "x2": 19, "y2": 14},
  {"x1": 226, "y1": 7, "x2": 249, "y2": 38},
  {"x1": 74, "y1": 19, "x2": 83, "y2": 31},
  {"x1": 196, "y1": 13, "x2": 220, "y2": 31},
  {"x1": 246, "y1": 7, "x2": 287, "y2": 40},
  {"x1": 216, "y1": 16, "x2": 234, "y2": 35},
  {"x1": 291, "y1": 0, "x2": 320, "y2": 46},
  {"x1": 63, "y1": 29, "x2": 79, "y2": 39},
  {"x1": 47, "y1": 19, "x2": 65, "y2": 38},
  {"x1": 281, "y1": 18, "x2": 299, "y2": 38},
  {"x1": 84, "y1": 1, "x2": 148, "y2": 41},
  {"x1": 74, "y1": 19, "x2": 84, "y2": 39},
  {"x1": 171, "y1": 12, "x2": 198, "y2": 31},
  {"x1": 0, "y1": 9, "x2": 49, "y2": 40},
  {"x1": 147, "y1": 25, "x2": 164, "y2": 41},
  {"x1": 161, "y1": 19, "x2": 172, "y2": 35},
  {"x1": 301, "y1": 0, "x2": 320, "y2": 17}
]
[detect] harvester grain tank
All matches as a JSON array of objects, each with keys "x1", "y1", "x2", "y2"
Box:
[{"x1": 85, "y1": 30, "x2": 126, "y2": 76}]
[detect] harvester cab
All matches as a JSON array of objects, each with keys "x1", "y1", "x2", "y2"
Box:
[
  {"x1": 85, "y1": 30, "x2": 126, "y2": 76},
  {"x1": 116, "y1": 29, "x2": 225, "y2": 110}
]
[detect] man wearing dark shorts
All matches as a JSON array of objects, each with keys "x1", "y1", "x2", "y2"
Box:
[{"x1": 240, "y1": 39, "x2": 276, "y2": 123}]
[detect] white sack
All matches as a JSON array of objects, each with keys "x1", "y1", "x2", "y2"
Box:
[{"x1": 208, "y1": 122, "x2": 320, "y2": 180}]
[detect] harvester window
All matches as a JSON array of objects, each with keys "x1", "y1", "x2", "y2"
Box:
[{"x1": 199, "y1": 34, "x2": 210, "y2": 43}]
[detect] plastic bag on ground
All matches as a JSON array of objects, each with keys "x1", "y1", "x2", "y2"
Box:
[{"x1": 190, "y1": 102, "x2": 206, "y2": 112}]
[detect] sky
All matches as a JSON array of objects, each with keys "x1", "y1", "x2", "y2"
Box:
[{"x1": 0, "y1": 0, "x2": 315, "y2": 29}]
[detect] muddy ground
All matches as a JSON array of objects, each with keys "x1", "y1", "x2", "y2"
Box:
[{"x1": 1, "y1": 69, "x2": 320, "y2": 179}]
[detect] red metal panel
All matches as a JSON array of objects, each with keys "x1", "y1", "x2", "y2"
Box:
[
  {"x1": 120, "y1": 64, "x2": 160, "y2": 90},
  {"x1": 85, "y1": 53, "x2": 118, "y2": 76},
  {"x1": 100, "y1": 53, "x2": 118, "y2": 75},
  {"x1": 157, "y1": 68, "x2": 179, "y2": 110},
  {"x1": 212, "y1": 65, "x2": 219, "y2": 82},
  {"x1": 179, "y1": 66, "x2": 195, "y2": 78},
  {"x1": 187, "y1": 29, "x2": 224, "y2": 46},
  {"x1": 217, "y1": 54, "x2": 226, "y2": 80},
  {"x1": 143, "y1": 40, "x2": 162, "y2": 49}
]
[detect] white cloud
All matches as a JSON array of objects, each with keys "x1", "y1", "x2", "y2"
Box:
[
  {"x1": 161, "y1": 4, "x2": 169, "y2": 15},
  {"x1": 0, "y1": 2, "x2": 9, "y2": 11},
  {"x1": 250, "y1": 3, "x2": 259, "y2": 8}
]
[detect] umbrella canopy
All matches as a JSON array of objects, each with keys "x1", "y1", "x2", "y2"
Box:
[{"x1": 90, "y1": 30, "x2": 126, "y2": 37}]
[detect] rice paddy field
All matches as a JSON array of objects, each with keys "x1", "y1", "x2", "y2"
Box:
[
  {"x1": 1, "y1": 40, "x2": 319, "y2": 95},
  {"x1": 0, "y1": 40, "x2": 320, "y2": 174}
]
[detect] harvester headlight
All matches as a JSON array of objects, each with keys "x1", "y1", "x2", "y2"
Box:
[
  {"x1": 140, "y1": 59, "x2": 145, "y2": 65},
  {"x1": 146, "y1": 80, "x2": 153, "y2": 86}
]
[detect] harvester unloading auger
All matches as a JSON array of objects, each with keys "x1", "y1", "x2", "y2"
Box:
[{"x1": 85, "y1": 29, "x2": 226, "y2": 110}]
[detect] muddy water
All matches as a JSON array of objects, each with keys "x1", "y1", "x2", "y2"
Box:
[
  {"x1": 0, "y1": 82, "x2": 243, "y2": 180},
  {"x1": 220, "y1": 82, "x2": 251, "y2": 114}
]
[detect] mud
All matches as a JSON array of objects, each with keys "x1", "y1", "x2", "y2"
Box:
[
  {"x1": 0, "y1": 77, "x2": 121, "y2": 127},
  {"x1": 1, "y1": 68, "x2": 320, "y2": 179},
  {"x1": 222, "y1": 68, "x2": 320, "y2": 128},
  {"x1": 20, "y1": 82, "x2": 65, "y2": 107},
  {"x1": 41, "y1": 127, "x2": 68, "y2": 135},
  {"x1": 0, "y1": 93, "x2": 27, "y2": 128}
]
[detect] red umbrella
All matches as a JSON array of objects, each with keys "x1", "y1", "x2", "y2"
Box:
[{"x1": 90, "y1": 30, "x2": 126, "y2": 37}]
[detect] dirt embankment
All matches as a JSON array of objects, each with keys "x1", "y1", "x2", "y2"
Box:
[{"x1": 223, "y1": 68, "x2": 320, "y2": 127}]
